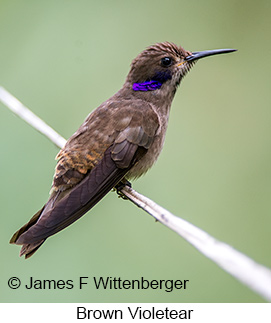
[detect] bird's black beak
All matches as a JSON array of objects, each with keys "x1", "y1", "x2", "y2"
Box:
[{"x1": 185, "y1": 48, "x2": 237, "y2": 62}]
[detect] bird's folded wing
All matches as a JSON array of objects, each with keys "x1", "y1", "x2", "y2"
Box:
[{"x1": 14, "y1": 143, "x2": 145, "y2": 245}]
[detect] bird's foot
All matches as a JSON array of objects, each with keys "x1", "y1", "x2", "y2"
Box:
[{"x1": 114, "y1": 179, "x2": 132, "y2": 200}]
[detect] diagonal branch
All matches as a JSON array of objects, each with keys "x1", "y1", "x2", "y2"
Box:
[
  {"x1": 1, "y1": 85, "x2": 271, "y2": 301},
  {"x1": 0, "y1": 86, "x2": 66, "y2": 148}
]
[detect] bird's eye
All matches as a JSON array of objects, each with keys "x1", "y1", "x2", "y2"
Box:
[{"x1": 161, "y1": 57, "x2": 172, "y2": 67}]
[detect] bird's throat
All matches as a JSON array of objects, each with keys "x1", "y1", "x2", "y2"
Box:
[
  {"x1": 132, "y1": 80, "x2": 162, "y2": 91},
  {"x1": 132, "y1": 70, "x2": 173, "y2": 92}
]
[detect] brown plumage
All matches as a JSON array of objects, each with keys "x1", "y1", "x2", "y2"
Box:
[{"x1": 10, "y1": 42, "x2": 236, "y2": 258}]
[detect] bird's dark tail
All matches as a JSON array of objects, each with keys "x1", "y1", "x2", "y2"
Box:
[
  {"x1": 10, "y1": 206, "x2": 46, "y2": 259},
  {"x1": 19, "y1": 240, "x2": 45, "y2": 259}
]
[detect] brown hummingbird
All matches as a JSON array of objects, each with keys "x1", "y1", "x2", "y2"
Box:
[{"x1": 10, "y1": 42, "x2": 236, "y2": 258}]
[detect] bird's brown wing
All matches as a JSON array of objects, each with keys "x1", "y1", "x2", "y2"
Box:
[{"x1": 10, "y1": 100, "x2": 159, "y2": 257}]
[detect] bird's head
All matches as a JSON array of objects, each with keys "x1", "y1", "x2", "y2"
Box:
[
  {"x1": 127, "y1": 42, "x2": 192, "y2": 93},
  {"x1": 125, "y1": 42, "x2": 236, "y2": 98}
]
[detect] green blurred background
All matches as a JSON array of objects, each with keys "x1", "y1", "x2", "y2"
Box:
[{"x1": 0, "y1": 0, "x2": 270, "y2": 303}]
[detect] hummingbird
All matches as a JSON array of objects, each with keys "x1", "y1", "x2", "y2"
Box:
[{"x1": 10, "y1": 42, "x2": 236, "y2": 258}]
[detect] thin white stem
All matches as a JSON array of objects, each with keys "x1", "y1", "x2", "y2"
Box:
[
  {"x1": 1, "y1": 86, "x2": 271, "y2": 301},
  {"x1": 122, "y1": 186, "x2": 271, "y2": 301},
  {"x1": 0, "y1": 86, "x2": 66, "y2": 148}
]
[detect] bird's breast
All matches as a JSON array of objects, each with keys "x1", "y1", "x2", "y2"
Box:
[{"x1": 127, "y1": 107, "x2": 170, "y2": 179}]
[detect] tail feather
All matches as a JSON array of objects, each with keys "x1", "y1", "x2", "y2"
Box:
[
  {"x1": 10, "y1": 206, "x2": 46, "y2": 259},
  {"x1": 10, "y1": 206, "x2": 45, "y2": 244},
  {"x1": 10, "y1": 192, "x2": 60, "y2": 258},
  {"x1": 19, "y1": 240, "x2": 45, "y2": 259}
]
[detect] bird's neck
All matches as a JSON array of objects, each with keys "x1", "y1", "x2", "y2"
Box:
[{"x1": 118, "y1": 79, "x2": 178, "y2": 112}]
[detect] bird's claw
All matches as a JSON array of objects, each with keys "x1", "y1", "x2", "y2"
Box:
[{"x1": 114, "y1": 179, "x2": 132, "y2": 200}]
